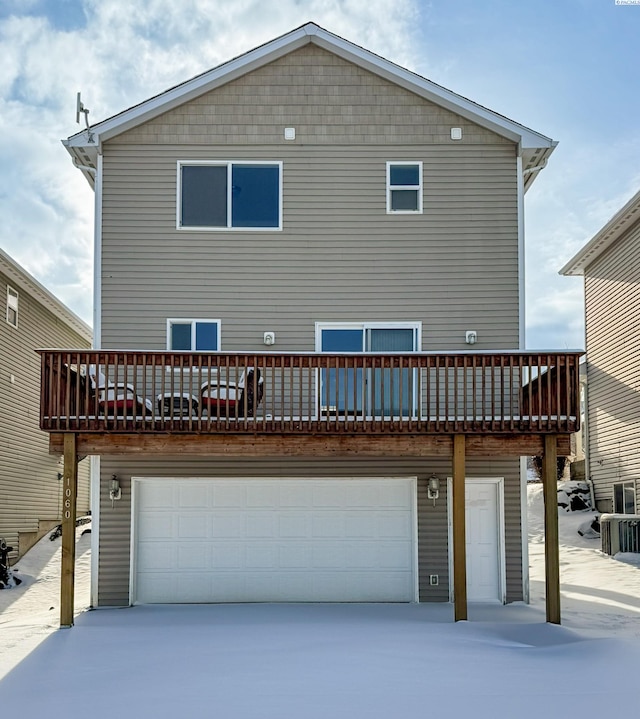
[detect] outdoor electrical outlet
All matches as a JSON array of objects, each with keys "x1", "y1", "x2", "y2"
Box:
[{"x1": 429, "y1": 574, "x2": 439, "y2": 586}]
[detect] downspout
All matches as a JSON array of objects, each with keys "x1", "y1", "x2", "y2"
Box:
[
  {"x1": 72, "y1": 159, "x2": 97, "y2": 177},
  {"x1": 517, "y1": 152, "x2": 530, "y2": 603},
  {"x1": 90, "y1": 152, "x2": 103, "y2": 608}
]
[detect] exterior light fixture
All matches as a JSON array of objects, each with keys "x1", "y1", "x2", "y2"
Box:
[
  {"x1": 465, "y1": 330, "x2": 478, "y2": 345},
  {"x1": 427, "y1": 475, "x2": 440, "y2": 506},
  {"x1": 109, "y1": 475, "x2": 122, "y2": 507}
]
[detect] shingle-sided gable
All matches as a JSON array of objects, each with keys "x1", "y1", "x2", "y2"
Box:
[{"x1": 113, "y1": 45, "x2": 511, "y2": 148}]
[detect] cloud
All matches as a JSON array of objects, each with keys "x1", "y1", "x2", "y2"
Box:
[{"x1": 0, "y1": 0, "x2": 420, "y2": 327}]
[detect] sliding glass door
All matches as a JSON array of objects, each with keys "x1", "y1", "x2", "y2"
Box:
[{"x1": 317, "y1": 323, "x2": 420, "y2": 418}]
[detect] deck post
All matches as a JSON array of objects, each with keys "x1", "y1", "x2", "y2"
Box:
[
  {"x1": 60, "y1": 433, "x2": 78, "y2": 628},
  {"x1": 542, "y1": 434, "x2": 561, "y2": 624},
  {"x1": 452, "y1": 434, "x2": 467, "y2": 621}
]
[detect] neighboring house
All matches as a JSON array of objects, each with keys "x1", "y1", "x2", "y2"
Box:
[
  {"x1": 561, "y1": 189, "x2": 640, "y2": 515},
  {"x1": 0, "y1": 247, "x2": 92, "y2": 559},
  {"x1": 43, "y1": 23, "x2": 579, "y2": 623}
]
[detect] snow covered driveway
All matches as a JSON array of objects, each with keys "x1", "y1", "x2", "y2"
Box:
[{"x1": 1, "y1": 602, "x2": 640, "y2": 718}]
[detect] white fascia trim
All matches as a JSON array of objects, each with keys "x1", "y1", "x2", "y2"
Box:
[
  {"x1": 0, "y1": 247, "x2": 91, "y2": 341},
  {"x1": 517, "y1": 154, "x2": 525, "y2": 350},
  {"x1": 93, "y1": 152, "x2": 103, "y2": 349},
  {"x1": 65, "y1": 27, "x2": 312, "y2": 148},
  {"x1": 560, "y1": 188, "x2": 640, "y2": 276},
  {"x1": 64, "y1": 23, "x2": 555, "y2": 154},
  {"x1": 310, "y1": 32, "x2": 555, "y2": 149}
]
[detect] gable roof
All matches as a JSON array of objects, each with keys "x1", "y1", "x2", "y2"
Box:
[
  {"x1": 560, "y1": 188, "x2": 640, "y2": 276},
  {"x1": 64, "y1": 22, "x2": 556, "y2": 191},
  {"x1": 0, "y1": 247, "x2": 92, "y2": 340}
]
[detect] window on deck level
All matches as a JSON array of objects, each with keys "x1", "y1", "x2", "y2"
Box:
[
  {"x1": 316, "y1": 322, "x2": 421, "y2": 417},
  {"x1": 167, "y1": 319, "x2": 220, "y2": 351}
]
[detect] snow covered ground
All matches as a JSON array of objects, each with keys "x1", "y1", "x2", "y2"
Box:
[{"x1": 0, "y1": 485, "x2": 639, "y2": 717}]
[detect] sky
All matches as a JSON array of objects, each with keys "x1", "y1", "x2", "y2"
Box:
[
  {"x1": 1, "y1": 484, "x2": 640, "y2": 716},
  {"x1": 1, "y1": 0, "x2": 639, "y2": 349}
]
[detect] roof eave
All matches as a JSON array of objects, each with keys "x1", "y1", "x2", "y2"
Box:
[
  {"x1": 560, "y1": 188, "x2": 640, "y2": 276},
  {"x1": 64, "y1": 22, "x2": 556, "y2": 177},
  {"x1": 0, "y1": 248, "x2": 92, "y2": 340}
]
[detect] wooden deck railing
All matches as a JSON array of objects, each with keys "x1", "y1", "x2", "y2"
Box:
[{"x1": 38, "y1": 350, "x2": 581, "y2": 435}]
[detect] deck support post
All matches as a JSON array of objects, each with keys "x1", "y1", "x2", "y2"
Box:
[
  {"x1": 542, "y1": 434, "x2": 561, "y2": 624},
  {"x1": 452, "y1": 434, "x2": 467, "y2": 621},
  {"x1": 61, "y1": 433, "x2": 78, "y2": 628}
]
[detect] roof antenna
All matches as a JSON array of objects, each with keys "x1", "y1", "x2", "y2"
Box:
[{"x1": 76, "y1": 92, "x2": 95, "y2": 143}]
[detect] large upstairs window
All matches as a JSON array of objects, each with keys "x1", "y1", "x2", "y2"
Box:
[{"x1": 178, "y1": 161, "x2": 282, "y2": 230}]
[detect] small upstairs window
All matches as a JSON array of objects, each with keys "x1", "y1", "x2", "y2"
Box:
[
  {"x1": 167, "y1": 319, "x2": 220, "y2": 351},
  {"x1": 6, "y1": 286, "x2": 18, "y2": 327},
  {"x1": 386, "y1": 162, "x2": 422, "y2": 213},
  {"x1": 178, "y1": 161, "x2": 282, "y2": 230}
]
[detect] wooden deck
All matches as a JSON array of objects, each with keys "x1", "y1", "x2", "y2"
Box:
[
  {"x1": 39, "y1": 350, "x2": 581, "y2": 439},
  {"x1": 39, "y1": 349, "x2": 579, "y2": 627}
]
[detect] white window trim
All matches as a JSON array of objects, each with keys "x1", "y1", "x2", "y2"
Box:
[
  {"x1": 386, "y1": 161, "x2": 423, "y2": 214},
  {"x1": 176, "y1": 160, "x2": 283, "y2": 231},
  {"x1": 314, "y1": 321, "x2": 422, "y2": 419},
  {"x1": 6, "y1": 285, "x2": 18, "y2": 328},
  {"x1": 314, "y1": 321, "x2": 422, "y2": 351},
  {"x1": 613, "y1": 480, "x2": 637, "y2": 514},
  {"x1": 166, "y1": 318, "x2": 222, "y2": 351}
]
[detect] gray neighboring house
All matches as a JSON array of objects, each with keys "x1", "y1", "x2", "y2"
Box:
[
  {"x1": 561, "y1": 189, "x2": 640, "y2": 515},
  {"x1": 0, "y1": 248, "x2": 91, "y2": 558},
  {"x1": 45, "y1": 23, "x2": 579, "y2": 618}
]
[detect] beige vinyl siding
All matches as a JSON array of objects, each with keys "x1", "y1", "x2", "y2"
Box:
[
  {"x1": 95, "y1": 42, "x2": 523, "y2": 604},
  {"x1": 584, "y1": 219, "x2": 640, "y2": 512},
  {"x1": 97, "y1": 456, "x2": 521, "y2": 606},
  {"x1": 0, "y1": 271, "x2": 91, "y2": 557},
  {"x1": 101, "y1": 144, "x2": 518, "y2": 352},
  {"x1": 118, "y1": 45, "x2": 511, "y2": 148}
]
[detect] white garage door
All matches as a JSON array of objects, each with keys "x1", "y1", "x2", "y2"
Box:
[{"x1": 132, "y1": 477, "x2": 417, "y2": 604}]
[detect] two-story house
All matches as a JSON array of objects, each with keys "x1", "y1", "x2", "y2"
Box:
[
  {"x1": 561, "y1": 189, "x2": 640, "y2": 522},
  {"x1": 43, "y1": 23, "x2": 579, "y2": 626},
  {"x1": 0, "y1": 247, "x2": 91, "y2": 561}
]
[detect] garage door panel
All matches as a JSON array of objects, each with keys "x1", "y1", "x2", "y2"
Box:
[
  {"x1": 177, "y1": 543, "x2": 209, "y2": 570},
  {"x1": 244, "y1": 513, "x2": 277, "y2": 538},
  {"x1": 378, "y1": 512, "x2": 412, "y2": 538},
  {"x1": 279, "y1": 544, "x2": 309, "y2": 568},
  {"x1": 211, "y1": 514, "x2": 243, "y2": 537},
  {"x1": 134, "y1": 478, "x2": 416, "y2": 604},
  {"x1": 178, "y1": 483, "x2": 209, "y2": 508},
  {"x1": 178, "y1": 514, "x2": 208, "y2": 538},
  {"x1": 278, "y1": 515, "x2": 309, "y2": 538},
  {"x1": 311, "y1": 512, "x2": 344, "y2": 538},
  {"x1": 139, "y1": 482, "x2": 174, "y2": 508},
  {"x1": 137, "y1": 541, "x2": 176, "y2": 571},
  {"x1": 213, "y1": 484, "x2": 245, "y2": 507},
  {"x1": 211, "y1": 543, "x2": 243, "y2": 569},
  {"x1": 138, "y1": 513, "x2": 174, "y2": 539}
]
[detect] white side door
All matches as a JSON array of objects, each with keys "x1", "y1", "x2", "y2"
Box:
[{"x1": 448, "y1": 477, "x2": 505, "y2": 603}]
